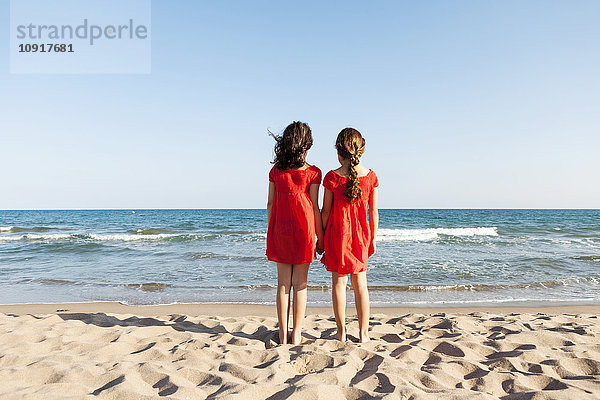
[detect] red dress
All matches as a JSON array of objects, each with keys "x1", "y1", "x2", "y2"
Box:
[
  {"x1": 267, "y1": 165, "x2": 322, "y2": 265},
  {"x1": 321, "y1": 170, "x2": 379, "y2": 274}
]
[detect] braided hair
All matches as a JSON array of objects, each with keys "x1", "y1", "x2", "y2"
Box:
[
  {"x1": 271, "y1": 121, "x2": 313, "y2": 170},
  {"x1": 335, "y1": 128, "x2": 366, "y2": 201}
]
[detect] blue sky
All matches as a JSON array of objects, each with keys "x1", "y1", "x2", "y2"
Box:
[{"x1": 1, "y1": 0, "x2": 599, "y2": 209}]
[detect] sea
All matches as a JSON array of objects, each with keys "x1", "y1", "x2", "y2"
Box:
[{"x1": 0, "y1": 209, "x2": 598, "y2": 307}]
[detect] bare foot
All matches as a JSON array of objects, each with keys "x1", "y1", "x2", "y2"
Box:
[
  {"x1": 359, "y1": 332, "x2": 370, "y2": 343},
  {"x1": 291, "y1": 330, "x2": 302, "y2": 345},
  {"x1": 335, "y1": 329, "x2": 346, "y2": 342}
]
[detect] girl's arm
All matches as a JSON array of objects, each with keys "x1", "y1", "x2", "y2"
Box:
[
  {"x1": 309, "y1": 183, "x2": 324, "y2": 253},
  {"x1": 321, "y1": 188, "x2": 333, "y2": 230},
  {"x1": 368, "y1": 187, "x2": 379, "y2": 254},
  {"x1": 267, "y1": 182, "x2": 275, "y2": 223}
]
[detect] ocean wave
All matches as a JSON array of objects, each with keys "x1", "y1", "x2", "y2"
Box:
[
  {"x1": 170, "y1": 278, "x2": 600, "y2": 292},
  {"x1": 377, "y1": 227, "x2": 498, "y2": 242},
  {"x1": 41, "y1": 242, "x2": 107, "y2": 253},
  {"x1": 92, "y1": 233, "x2": 217, "y2": 242},
  {"x1": 573, "y1": 255, "x2": 600, "y2": 262},
  {"x1": 187, "y1": 252, "x2": 265, "y2": 262},
  {"x1": 0, "y1": 226, "x2": 58, "y2": 233},
  {"x1": 36, "y1": 279, "x2": 79, "y2": 285},
  {"x1": 0, "y1": 230, "x2": 270, "y2": 244},
  {"x1": 0, "y1": 233, "x2": 218, "y2": 243},
  {"x1": 226, "y1": 232, "x2": 267, "y2": 242},
  {"x1": 373, "y1": 278, "x2": 600, "y2": 291},
  {"x1": 127, "y1": 228, "x2": 176, "y2": 235},
  {"x1": 126, "y1": 283, "x2": 173, "y2": 292},
  {"x1": 26, "y1": 279, "x2": 175, "y2": 293},
  {"x1": 369, "y1": 297, "x2": 600, "y2": 306},
  {"x1": 549, "y1": 237, "x2": 600, "y2": 247}
]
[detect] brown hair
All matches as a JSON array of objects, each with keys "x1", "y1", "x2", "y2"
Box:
[
  {"x1": 271, "y1": 121, "x2": 313, "y2": 170},
  {"x1": 336, "y1": 127, "x2": 366, "y2": 201}
]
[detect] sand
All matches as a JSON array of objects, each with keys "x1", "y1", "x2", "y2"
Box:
[{"x1": 0, "y1": 303, "x2": 599, "y2": 399}]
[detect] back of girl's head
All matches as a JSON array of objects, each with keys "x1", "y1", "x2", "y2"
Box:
[
  {"x1": 272, "y1": 121, "x2": 313, "y2": 170},
  {"x1": 335, "y1": 128, "x2": 366, "y2": 201}
]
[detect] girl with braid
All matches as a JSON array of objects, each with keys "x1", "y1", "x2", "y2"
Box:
[
  {"x1": 267, "y1": 121, "x2": 324, "y2": 345},
  {"x1": 321, "y1": 128, "x2": 379, "y2": 343}
]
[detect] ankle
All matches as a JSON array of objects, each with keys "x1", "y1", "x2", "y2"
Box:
[
  {"x1": 291, "y1": 329, "x2": 302, "y2": 344},
  {"x1": 279, "y1": 329, "x2": 288, "y2": 344},
  {"x1": 359, "y1": 330, "x2": 370, "y2": 342}
]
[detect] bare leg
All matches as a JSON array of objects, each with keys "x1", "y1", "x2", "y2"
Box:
[
  {"x1": 291, "y1": 263, "x2": 309, "y2": 345},
  {"x1": 331, "y1": 272, "x2": 348, "y2": 342},
  {"x1": 276, "y1": 263, "x2": 292, "y2": 344},
  {"x1": 351, "y1": 271, "x2": 370, "y2": 343},
  {"x1": 287, "y1": 285, "x2": 291, "y2": 333}
]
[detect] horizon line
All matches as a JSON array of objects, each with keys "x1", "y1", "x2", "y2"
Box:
[{"x1": 0, "y1": 208, "x2": 599, "y2": 211}]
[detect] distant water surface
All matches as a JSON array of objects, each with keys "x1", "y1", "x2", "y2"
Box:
[{"x1": 0, "y1": 209, "x2": 598, "y2": 306}]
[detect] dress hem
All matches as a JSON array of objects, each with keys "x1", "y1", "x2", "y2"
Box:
[
  {"x1": 267, "y1": 255, "x2": 315, "y2": 265},
  {"x1": 322, "y1": 260, "x2": 367, "y2": 275}
]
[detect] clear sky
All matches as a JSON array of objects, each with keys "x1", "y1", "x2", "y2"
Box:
[{"x1": 1, "y1": 1, "x2": 599, "y2": 209}]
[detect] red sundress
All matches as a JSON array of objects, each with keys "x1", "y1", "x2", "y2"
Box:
[
  {"x1": 266, "y1": 165, "x2": 322, "y2": 265},
  {"x1": 321, "y1": 170, "x2": 379, "y2": 274}
]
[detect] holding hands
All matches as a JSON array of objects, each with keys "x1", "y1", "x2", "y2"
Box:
[{"x1": 316, "y1": 239, "x2": 324, "y2": 255}]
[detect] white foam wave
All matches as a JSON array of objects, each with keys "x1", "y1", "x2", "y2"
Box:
[
  {"x1": 87, "y1": 233, "x2": 191, "y2": 242},
  {"x1": 1, "y1": 234, "x2": 77, "y2": 242},
  {"x1": 369, "y1": 297, "x2": 599, "y2": 306},
  {"x1": 0, "y1": 233, "x2": 215, "y2": 242},
  {"x1": 0, "y1": 228, "x2": 498, "y2": 243},
  {"x1": 377, "y1": 227, "x2": 498, "y2": 242},
  {"x1": 0, "y1": 226, "x2": 14, "y2": 232}
]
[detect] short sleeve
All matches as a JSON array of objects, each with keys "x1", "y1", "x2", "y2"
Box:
[
  {"x1": 323, "y1": 171, "x2": 337, "y2": 191},
  {"x1": 268, "y1": 166, "x2": 276, "y2": 182},
  {"x1": 372, "y1": 171, "x2": 379, "y2": 188},
  {"x1": 310, "y1": 167, "x2": 322, "y2": 185}
]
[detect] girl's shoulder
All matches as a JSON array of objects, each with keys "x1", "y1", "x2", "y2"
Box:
[
  {"x1": 349, "y1": 166, "x2": 379, "y2": 188},
  {"x1": 366, "y1": 168, "x2": 379, "y2": 188},
  {"x1": 306, "y1": 164, "x2": 322, "y2": 184},
  {"x1": 272, "y1": 163, "x2": 320, "y2": 172},
  {"x1": 306, "y1": 164, "x2": 322, "y2": 174},
  {"x1": 268, "y1": 164, "x2": 285, "y2": 182},
  {"x1": 269, "y1": 164, "x2": 322, "y2": 181},
  {"x1": 325, "y1": 169, "x2": 340, "y2": 179},
  {"x1": 329, "y1": 166, "x2": 373, "y2": 179},
  {"x1": 323, "y1": 170, "x2": 342, "y2": 190},
  {"x1": 357, "y1": 165, "x2": 371, "y2": 178}
]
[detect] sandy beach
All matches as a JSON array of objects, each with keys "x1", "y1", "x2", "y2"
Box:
[{"x1": 0, "y1": 303, "x2": 598, "y2": 399}]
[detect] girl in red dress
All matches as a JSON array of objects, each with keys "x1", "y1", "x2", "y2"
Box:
[
  {"x1": 321, "y1": 128, "x2": 379, "y2": 343},
  {"x1": 266, "y1": 121, "x2": 324, "y2": 345}
]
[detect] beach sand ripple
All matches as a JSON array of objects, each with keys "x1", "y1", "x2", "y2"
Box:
[{"x1": 0, "y1": 310, "x2": 599, "y2": 399}]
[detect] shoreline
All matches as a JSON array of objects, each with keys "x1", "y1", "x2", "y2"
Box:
[{"x1": 1, "y1": 301, "x2": 598, "y2": 317}]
